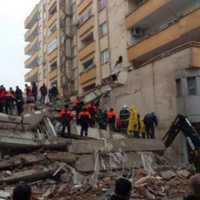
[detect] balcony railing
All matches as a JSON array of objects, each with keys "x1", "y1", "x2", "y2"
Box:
[
  {"x1": 127, "y1": 9, "x2": 200, "y2": 65},
  {"x1": 126, "y1": 0, "x2": 170, "y2": 29},
  {"x1": 80, "y1": 66, "x2": 96, "y2": 85},
  {"x1": 79, "y1": 42, "x2": 95, "y2": 60}
]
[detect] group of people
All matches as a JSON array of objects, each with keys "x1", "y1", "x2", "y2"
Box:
[
  {"x1": 11, "y1": 173, "x2": 200, "y2": 200},
  {"x1": 25, "y1": 82, "x2": 58, "y2": 105},
  {"x1": 0, "y1": 82, "x2": 59, "y2": 116},
  {"x1": 0, "y1": 85, "x2": 24, "y2": 115},
  {"x1": 59, "y1": 97, "x2": 158, "y2": 138}
]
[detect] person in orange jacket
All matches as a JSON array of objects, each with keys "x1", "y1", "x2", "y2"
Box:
[
  {"x1": 107, "y1": 108, "x2": 117, "y2": 131},
  {"x1": 59, "y1": 104, "x2": 73, "y2": 136},
  {"x1": 79, "y1": 108, "x2": 91, "y2": 136}
]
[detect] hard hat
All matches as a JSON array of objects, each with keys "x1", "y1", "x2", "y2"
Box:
[{"x1": 122, "y1": 105, "x2": 128, "y2": 109}]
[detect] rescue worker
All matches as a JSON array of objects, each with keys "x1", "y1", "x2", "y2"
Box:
[
  {"x1": 184, "y1": 174, "x2": 200, "y2": 200},
  {"x1": 79, "y1": 108, "x2": 91, "y2": 137},
  {"x1": 128, "y1": 106, "x2": 138, "y2": 137},
  {"x1": 107, "y1": 108, "x2": 117, "y2": 131},
  {"x1": 96, "y1": 108, "x2": 107, "y2": 129},
  {"x1": 119, "y1": 105, "x2": 130, "y2": 134},
  {"x1": 73, "y1": 97, "x2": 81, "y2": 125},
  {"x1": 59, "y1": 104, "x2": 73, "y2": 136},
  {"x1": 140, "y1": 118, "x2": 146, "y2": 139},
  {"x1": 143, "y1": 112, "x2": 158, "y2": 139},
  {"x1": 107, "y1": 177, "x2": 132, "y2": 200},
  {"x1": 87, "y1": 102, "x2": 97, "y2": 127},
  {"x1": 15, "y1": 86, "x2": 24, "y2": 116}
]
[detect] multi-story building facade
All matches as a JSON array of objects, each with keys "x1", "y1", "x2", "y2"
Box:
[
  {"x1": 25, "y1": 0, "x2": 75, "y2": 97},
  {"x1": 25, "y1": 0, "x2": 200, "y2": 138}
]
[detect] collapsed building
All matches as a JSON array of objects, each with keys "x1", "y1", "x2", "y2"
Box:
[{"x1": 0, "y1": 111, "x2": 195, "y2": 200}]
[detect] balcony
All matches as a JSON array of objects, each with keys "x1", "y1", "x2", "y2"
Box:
[
  {"x1": 25, "y1": 52, "x2": 39, "y2": 69},
  {"x1": 48, "y1": 31, "x2": 57, "y2": 43},
  {"x1": 25, "y1": 67, "x2": 39, "y2": 82},
  {"x1": 48, "y1": 69, "x2": 58, "y2": 81},
  {"x1": 192, "y1": 46, "x2": 200, "y2": 68},
  {"x1": 25, "y1": 37, "x2": 39, "y2": 55},
  {"x1": 80, "y1": 67, "x2": 96, "y2": 85},
  {"x1": 126, "y1": 0, "x2": 170, "y2": 29},
  {"x1": 48, "y1": 13, "x2": 57, "y2": 27},
  {"x1": 48, "y1": 49, "x2": 58, "y2": 62},
  {"x1": 79, "y1": 42, "x2": 95, "y2": 60},
  {"x1": 25, "y1": 4, "x2": 39, "y2": 29},
  {"x1": 25, "y1": 23, "x2": 39, "y2": 42},
  {"x1": 127, "y1": 9, "x2": 200, "y2": 66},
  {"x1": 79, "y1": 16, "x2": 94, "y2": 36},
  {"x1": 78, "y1": 0, "x2": 93, "y2": 15},
  {"x1": 126, "y1": 0, "x2": 200, "y2": 33}
]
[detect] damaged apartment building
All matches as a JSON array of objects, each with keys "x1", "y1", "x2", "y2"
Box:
[{"x1": 25, "y1": 0, "x2": 200, "y2": 135}]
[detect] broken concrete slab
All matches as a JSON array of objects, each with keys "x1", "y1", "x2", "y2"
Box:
[
  {"x1": 0, "y1": 167, "x2": 56, "y2": 185},
  {"x1": 160, "y1": 170, "x2": 176, "y2": 180},
  {"x1": 0, "y1": 135, "x2": 71, "y2": 151},
  {"x1": 75, "y1": 155, "x2": 95, "y2": 173},
  {"x1": 46, "y1": 152, "x2": 77, "y2": 163},
  {"x1": 68, "y1": 139, "x2": 105, "y2": 154},
  {"x1": 177, "y1": 169, "x2": 191, "y2": 178},
  {"x1": 0, "y1": 154, "x2": 46, "y2": 170},
  {"x1": 111, "y1": 139, "x2": 165, "y2": 152},
  {"x1": 68, "y1": 139, "x2": 165, "y2": 154}
]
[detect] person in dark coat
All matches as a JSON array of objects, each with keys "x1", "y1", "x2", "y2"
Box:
[
  {"x1": 96, "y1": 108, "x2": 107, "y2": 129},
  {"x1": 31, "y1": 82, "x2": 38, "y2": 103},
  {"x1": 107, "y1": 177, "x2": 132, "y2": 200},
  {"x1": 40, "y1": 84, "x2": 47, "y2": 104},
  {"x1": 184, "y1": 174, "x2": 200, "y2": 200},
  {"x1": 79, "y1": 108, "x2": 91, "y2": 137},
  {"x1": 13, "y1": 184, "x2": 32, "y2": 200},
  {"x1": 15, "y1": 86, "x2": 24, "y2": 115},
  {"x1": 143, "y1": 112, "x2": 158, "y2": 139}
]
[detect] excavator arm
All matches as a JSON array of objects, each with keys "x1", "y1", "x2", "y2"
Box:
[
  {"x1": 162, "y1": 114, "x2": 200, "y2": 171},
  {"x1": 163, "y1": 114, "x2": 200, "y2": 151}
]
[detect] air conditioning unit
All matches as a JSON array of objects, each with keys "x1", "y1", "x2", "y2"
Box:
[
  {"x1": 131, "y1": 27, "x2": 145, "y2": 38},
  {"x1": 135, "y1": 0, "x2": 146, "y2": 6}
]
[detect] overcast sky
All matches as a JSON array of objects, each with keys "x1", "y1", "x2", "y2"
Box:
[{"x1": 0, "y1": 0, "x2": 39, "y2": 89}]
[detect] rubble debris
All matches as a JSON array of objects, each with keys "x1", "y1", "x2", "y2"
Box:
[{"x1": 0, "y1": 167, "x2": 57, "y2": 185}]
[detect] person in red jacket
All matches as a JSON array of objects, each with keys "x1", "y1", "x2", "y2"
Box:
[
  {"x1": 87, "y1": 102, "x2": 97, "y2": 127},
  {"x1": 107, "y1": 108, "x2": 117, "y2": 131},
  {"x1": 0, "y1": 86, "x2": 6, "y2": 113},
  {"x1": 79, "y1": 108, "x2": 91, "y2": 137},
  {"x1": 59, "y1": 104, "x2": 73, "y2": 136}
]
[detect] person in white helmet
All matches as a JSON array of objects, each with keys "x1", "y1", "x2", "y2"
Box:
[{"x1": 119, "y1": 105, "x2": 130, "y2": 134}]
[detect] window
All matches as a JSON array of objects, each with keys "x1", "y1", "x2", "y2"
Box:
[
  {"x1": 47, "y1": 39, "x2": 58, "y2": 54},
  {"x1": 79, "y1": 8, "x2": 92, "y2": 24},
  {"x1": 83, "y1": 58, "x2": 94, "y2": 70},
  {"x1": 99, "y1": 22, "x2": 108, "y2": 37},
  {"x1": 176, "y1": 79, "x2": 182, "y2": 97},
  {"x1": 187, "y1": 77, "x2": 197, "y2": 95},
  {"x1": 48, "y1": 23, "x2": 57, "y2": 36},
  {"x1": 100, "y1": 49, "x2": 110, "y2": 65},
  {"x1": 98, "y1": 0, "x2": 108, "y2": 11}
]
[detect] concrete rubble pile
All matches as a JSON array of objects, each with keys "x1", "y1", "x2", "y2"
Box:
[{"x1": 0, "y1": 112, "x2": 193, "y2": 200}]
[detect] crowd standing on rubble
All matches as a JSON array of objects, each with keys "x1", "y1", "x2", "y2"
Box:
[{"x1": 0, "y1": 82, "x2": 158, "y2": 138}]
